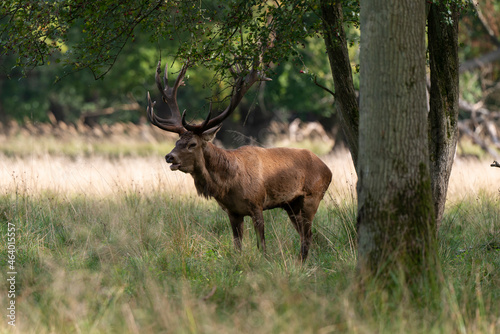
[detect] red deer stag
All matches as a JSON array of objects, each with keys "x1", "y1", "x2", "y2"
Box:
[{"x1": 146, "y1": 60, "x2": 332, "y2": 261}]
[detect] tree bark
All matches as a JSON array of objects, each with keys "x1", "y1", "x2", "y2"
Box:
[
  {"x1": 357, "y1": 0, "x2": 438, "y2": 287},
  {"x1": 427, "y1": 4, "x2": 460, "y2": 227},
  {"x1": 319, "y1": 0, "x2": 359, "y2": 168}
]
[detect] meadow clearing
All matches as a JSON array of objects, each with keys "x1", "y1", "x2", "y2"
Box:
[{"x1": 0, "y1": 129, "x2": 499, "y2": 333}]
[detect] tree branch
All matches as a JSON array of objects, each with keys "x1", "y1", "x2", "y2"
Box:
[
  {"x1": 458, "y1": 121, "x2": 500, "y2": 159},
  {"x1": 475, "y1": 3, "x2": 500, "y2": 47},
  {"x1": 313, "y1": 75, "x2": 335, "y2": 97},
  {"x1": 459, "y1": 47, "x2": 500, "y2": 73}
]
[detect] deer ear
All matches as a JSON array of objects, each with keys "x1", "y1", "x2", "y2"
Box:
[{"x1": 201, "y1": 124, "x2": 222, "y2": 142}]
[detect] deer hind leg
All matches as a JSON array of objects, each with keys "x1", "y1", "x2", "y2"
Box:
[
  {"x1": 229, "y1": 213, "x2": 244, "y2": 251},
  {"x1": 285, "y1": 210, "x2": 311, "y2": 262},
  {"x1": 285, "y1": 196, "x2": 321, "y2": 262},
  {"x1": 251, "y1": 211, "x2": 266, "y2": 254}
]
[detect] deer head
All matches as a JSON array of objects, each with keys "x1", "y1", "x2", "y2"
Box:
[{"x1": 147, "y1": 59, "x2": 269, "y2": 174}]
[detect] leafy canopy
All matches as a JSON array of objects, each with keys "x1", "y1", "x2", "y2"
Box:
[{"x1": 1, "y1": 0, "x2": 329, "y2": 79}]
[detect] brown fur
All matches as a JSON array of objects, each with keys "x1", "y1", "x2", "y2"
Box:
[{"x1": 166, "y1": 132, "x2": 332, "y2": 261}]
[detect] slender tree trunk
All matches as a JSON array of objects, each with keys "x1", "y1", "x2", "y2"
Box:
[
  {"x1": 319, "y1": 0, "x2": 359, "y2": 168},
  {"x1": 357, "y1": 0, "x2": 438, "y2": 286},
  {"x1": 427, "y1": 3, "x2": 460, "y2": 227}
]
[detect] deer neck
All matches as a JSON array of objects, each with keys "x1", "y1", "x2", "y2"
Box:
[{"x1": 191, "y1": 142, "x2": 236, "y2": 199}]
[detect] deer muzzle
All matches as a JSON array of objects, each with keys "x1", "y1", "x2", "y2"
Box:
[{"x1": 165, "y1": 153, "x2": 181, "y2": 171}]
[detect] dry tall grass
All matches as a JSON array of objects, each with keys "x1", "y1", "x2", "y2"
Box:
[
  {"x1": 0, "y1": 154, "x2": 194, "y2": 197},
  {"x1": 2, "y1": 150, "x2": 499, "y2": 205},
  {"x1": 448, "y1": 158, "x2": 500, "y2": 202}
]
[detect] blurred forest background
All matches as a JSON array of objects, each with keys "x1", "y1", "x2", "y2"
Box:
[{"x1": 1, "y1": 0, "x2": 500, "y2": 155}]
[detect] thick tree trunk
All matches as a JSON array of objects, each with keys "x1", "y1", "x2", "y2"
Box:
[
  {"x1": 357, "y1": 0, "x2": 438, "y2": 286},
  {"x1": 319, "y1": 0, "x2": 359, "y2": 168},
  {"x1": 427, "y1": 4, "x2": 460, "y2": 227}
]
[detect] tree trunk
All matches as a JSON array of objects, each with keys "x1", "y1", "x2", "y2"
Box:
[
  {"x1": 319, "y1": 0, "x2": 359, "y2": 168},
  {"x1": 427, "y1": 3, "x2": 460, "y2": 227},
  {"x1": 357, "y1": 0, "x2": 438, "y2": 287}
]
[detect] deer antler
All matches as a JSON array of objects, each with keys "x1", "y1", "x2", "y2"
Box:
[
  {"x1": 182, "y1": 59, "x2": 271, "y2": 134},
  {"x1": 148, "y1": 57, "x2": 271, "y2": 135},
  {"x1": 147, "y1": 60, "x2": 189, "y2": 135}
]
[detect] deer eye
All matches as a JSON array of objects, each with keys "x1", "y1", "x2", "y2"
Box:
[{"x1": 188, "y1": 142, "x2": 197, "y2": 149}]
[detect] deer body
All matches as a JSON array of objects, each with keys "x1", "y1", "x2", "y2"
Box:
[
  {"x1": 147, "y1": 60, "x2": 332, "y2": 261},
  {"x1": 194, "y1": 142, "x2": 330, "y2": 211}
]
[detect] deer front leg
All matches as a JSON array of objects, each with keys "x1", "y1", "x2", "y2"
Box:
[
  {"x1": 228, "y1": 213, "x2": 244, "y2": 251},
  {"x1": 251, "y1": 211, "x2": 266, "y2": 254}
]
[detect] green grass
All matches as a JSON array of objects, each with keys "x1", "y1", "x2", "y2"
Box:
[{"x1": 0, "y1": 188, "x2": 499, "y2": 333}]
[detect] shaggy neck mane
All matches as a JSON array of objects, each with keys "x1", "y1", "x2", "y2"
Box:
[{"x1": 192, "y1": 143, "x2": 237, "y2": 199}]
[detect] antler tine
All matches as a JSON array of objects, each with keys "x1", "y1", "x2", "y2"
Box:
[
  {"x1": 172, "y1": 62, "x2": 189, "y2": 96},
  {"x1": 155, "y1": 61, "x2": 166, "y2": 102},
  {"x1": 181, "y1": 98, "x2": 213, "y2": 133},
  {"x1": 200, "y1": 62, "x2": 271, "y2": 131},
  {"x1": 147, "y1": 59, "x2": 190, "y2": 135},
  {"x1": 154, "y1": 60, "x2": 188, "y2": 111},
  {"x1": 146, "y1": 91, "x2": 186, "y2": 134},
  {"x1": 163, "y1": 62, "x2": 169, "y2": 90},
  {"x1": 200, "y1": 101, "x2": 214, "y2": 129},
  {"x1": 182, "y1": 108, "x2": 212, "y2": 132},
  {"x1": 159, "y1": 60, "x2": 183, "y2": 97},
  {"x1": 147, "y1": 91, "x2": 155, "y2": 114}
]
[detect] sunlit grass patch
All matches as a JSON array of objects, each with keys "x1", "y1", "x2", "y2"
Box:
[{"x1": 273, "y1": 138, "x2": 334, "y2": 156}]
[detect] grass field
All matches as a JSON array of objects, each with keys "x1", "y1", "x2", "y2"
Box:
[{"x1": 1, "y1": 134, "x2": 499, "y2": 333}]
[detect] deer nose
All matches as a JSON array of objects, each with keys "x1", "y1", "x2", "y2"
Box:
[{"x1": 165, "y1": 153, "x2": 174, "y2": 163}]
